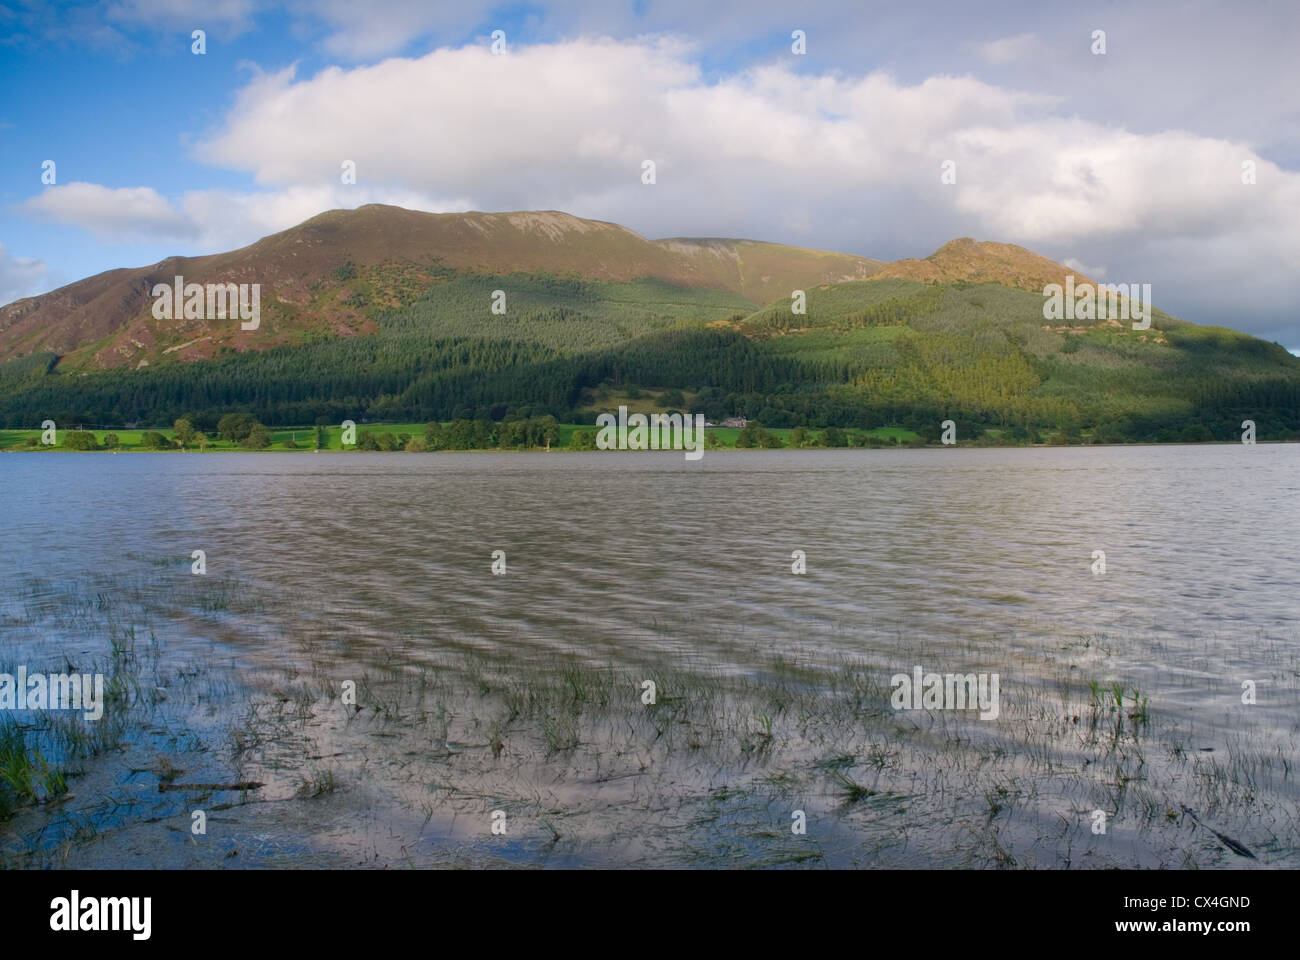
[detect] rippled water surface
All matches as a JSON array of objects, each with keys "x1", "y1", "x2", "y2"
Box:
[{"x1": 2, "y1": 446, "x2": 1297, "y2": 868}]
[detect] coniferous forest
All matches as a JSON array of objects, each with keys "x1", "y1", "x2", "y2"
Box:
[{"x1": 2, "y1": 270, "x2": 1298, "y2": 444}]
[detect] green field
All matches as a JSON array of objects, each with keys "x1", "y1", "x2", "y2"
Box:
[{"x1": 0, "y1": 422, "x2": 919, "y2": 452}]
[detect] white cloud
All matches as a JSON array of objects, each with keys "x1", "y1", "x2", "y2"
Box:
[
  {"x1": 282, "y1": 0, "x2": 487, "y2": 60},
  {"x1": 106, "y1": 0, "x2": 256, "y2": 34},
  {"x1": 977, "y1": 33, "x2": 1038, "y2": 65},
  {"x1": 174, "y1": 184, "x2": 471, "y2": 249},
  {"x1": 0, "y1": 244, "x2": 50, "y2": 307},
  {"x1": 1063, "y1": 258, "x2": 1106, "y2": 279},
  {"x1": 23, "y1": 183, "x2": 197, "y2": 241},
  {"x1": 192, "y1": 39, "x2": 1299, "y2": 247},
  {"x1": 21, "y1": 181, "x2": 468, "y2": 251}
]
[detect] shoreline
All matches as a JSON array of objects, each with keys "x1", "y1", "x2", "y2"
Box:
[{"x1": 3, "y1": 440, "x2": 1294, "y2": 453}]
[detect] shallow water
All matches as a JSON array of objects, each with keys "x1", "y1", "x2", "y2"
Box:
[{"x1": 2, "y1": 446, "x2": 1297, "y2": 868}]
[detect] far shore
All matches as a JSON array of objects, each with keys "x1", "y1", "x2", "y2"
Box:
[{"x1": 4, "y1": 420, "x2": 1294, "y2": 453}]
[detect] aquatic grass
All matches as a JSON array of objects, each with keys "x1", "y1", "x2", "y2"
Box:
[
  {"x1": 830, "y1": 770, "x2": 876, "y2": 803},
  {"x1": 0, "y1": 723, "x2": 70, "y2": 812},
  {"x1": 5, "y1": 572, "x2": 1298, "y2": 868},
  {"x1": 300, "y1": 767, "x2": 338, "y2": 798}
]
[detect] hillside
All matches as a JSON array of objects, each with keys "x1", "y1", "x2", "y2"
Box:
[
  {"x1": 1, "y1": 205, "x2": 1297, "y2": 444},
  {"x1": 870, "y1": 237, "x2": 1095, "y2": 292},
  {"x1": 0, "y1": 205, "x2": 881, "y2": 371}
]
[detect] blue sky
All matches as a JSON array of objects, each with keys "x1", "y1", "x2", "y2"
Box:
[{"x1": 3, "y1": 0, "x2": 1298, "y2": 349}]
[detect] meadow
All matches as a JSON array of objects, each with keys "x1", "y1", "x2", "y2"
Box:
[{"x1": 0, "y1": 422, "x2": 918, "y2": 452}]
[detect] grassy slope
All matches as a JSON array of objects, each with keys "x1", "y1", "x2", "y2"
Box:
[
  {"x1": 2, "y1": 265, "x2": 1297, "y2": 440},
  {"x1": 736, "y1": 277, "x2": 1299, "y2": 425},
  {"x1": 0, "y1": 205, "x2": 878, "y2": 371},
  {"x1": 0, "y1": 422, "x2": 917, "y2": 452},
  {"x1": 379, "y1": 274, "x2": 756, "y2": 353}
]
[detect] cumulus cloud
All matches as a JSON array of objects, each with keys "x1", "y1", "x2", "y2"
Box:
[
  {"x1": 174, "y1": 184, "x2": 471, "y2": 249},
  {"x1": 192, "y1": 39, "x2": 1299, "y2": 248},
  {"x1": 105, "y1": 0, "x2": 256, "y2": 35},
  {"x1": 0, "y1": 244, "x2": 50, "y2": 307},
  {"x1": 193, "y1": 40, "x2": 1068, "y2": 236},
  {"x1": 23, "y1": 183, "x2": 198, "y2": 241},
  {"x1": 977, "y1": 33, "x2": 1038, "y2": 65},
  {"x1": 21, "y1": 181, "x2": 467, "y2": 251},
  {"x1": 1063, "y1": 258, "x2": 1106, "y2": 279},
  {"x1": 282, "y1": 0, "x2": 489, "y2": 60}
]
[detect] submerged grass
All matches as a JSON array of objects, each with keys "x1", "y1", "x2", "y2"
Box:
[{"x1": 1, "y1": 573, "x2": 1296, "y2": 869}]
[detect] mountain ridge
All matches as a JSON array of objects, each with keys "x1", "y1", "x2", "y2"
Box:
[
  {"x1": 1, "y1": 203, "x2": 1296, "y2": 443},
  {"x1": 1, "y1": 205, "x2": 884, "y2": 368},
  {"x1": 1, "y1": 204, "x2": 1092, "y2": 371}
]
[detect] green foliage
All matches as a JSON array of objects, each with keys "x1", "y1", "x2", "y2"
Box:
[
  {"x1": 0, "y1": 271, "x2": 1296, "y2": 445},
  {"x1": 743, "y1": 280, "x2": 946, "y2": 337},
  {"x1": 0, "y1": 352, "x2": 58, "y2": 391},
  {"x1": 735, "y1": 421, "x2": 763, "y2": 448},
  {"x1": 173, "y1": 417, "x2": 196, "y2": 447},
  {"x1": 736, "y1": 421, "x2": 785, "y2": 448},
  {"x1": 62, "y1": 430, "x2": 98, "y2": 450},
  {"x1": 217, "y1": 413, "x2": 257, "y2": 443},
  {"x1": 821, "y1": 426, "x2": 848, "y2": 447},
  {"x1": 240, "y1": 423, "x2": 271, "y2": 449},
  {"x1": 378, "y1": 274, "x2": 754, "y2": 355},
  {"x1": 495, "y1": 416, "x2": 559, "y2": 449}
]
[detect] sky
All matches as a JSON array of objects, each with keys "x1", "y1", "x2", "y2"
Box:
[{"x1": 1, "y1": 0, "x2": 1298, "y2": 349}]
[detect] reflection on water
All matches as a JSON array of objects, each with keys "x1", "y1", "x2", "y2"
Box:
[
  {"x1": 6, "y1": 446, "x2": 1297, "y2": 673},
  {"x1": 1, "y1": 445, "x2": 1297, "y2": 868}
]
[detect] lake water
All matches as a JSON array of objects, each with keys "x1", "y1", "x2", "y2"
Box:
[{"x1": 2, "y1": 446, "x2": 1297, "y2": 868}]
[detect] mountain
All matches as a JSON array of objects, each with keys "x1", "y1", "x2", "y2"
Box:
[
  {"x1": 0, "y1": 205, "x2": 881, "y2": 370},
  {"x1": 871, "y1": 237, "x2": 1095, "y2": 292},
  {"x1": 1, "y1": 204, "x2": 1297, "y2": 443}
]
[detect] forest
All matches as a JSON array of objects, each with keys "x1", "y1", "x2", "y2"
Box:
[{"x1": 1, "y1": 271, "x2": 1298, "y2": 444}]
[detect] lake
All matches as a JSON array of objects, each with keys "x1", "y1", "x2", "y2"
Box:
[{"x1": 2, "y1": 445, "x2": 1296, "y2": 868}]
